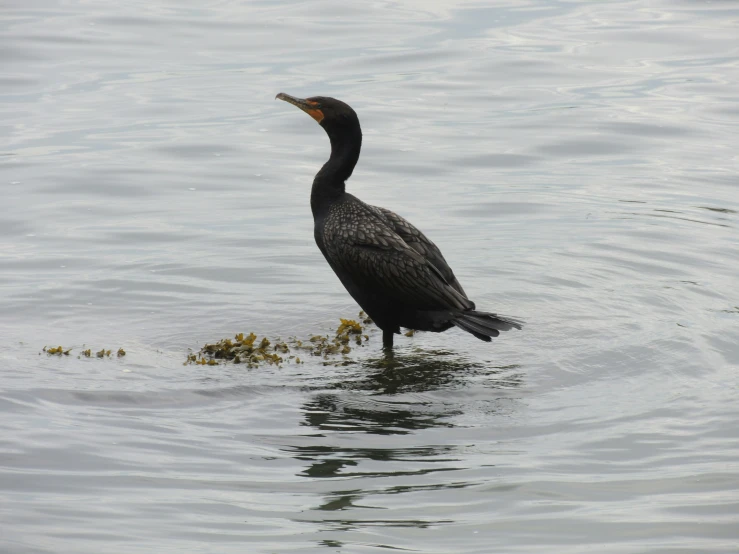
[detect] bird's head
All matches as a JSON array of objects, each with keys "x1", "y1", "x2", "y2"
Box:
[{"x1": 276, "y1": 93, "x2": 360, "y2": 139}]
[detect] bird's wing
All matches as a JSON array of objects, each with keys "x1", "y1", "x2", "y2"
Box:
[
  {"x1": 374, "y1": 206, "x2": 468, "y2": 298},
  {"x1": 324, "y1": 203, "x2": 473, "y2": 312}
]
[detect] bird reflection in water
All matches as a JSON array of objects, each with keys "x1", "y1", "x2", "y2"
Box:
[
  {"x1": 294, "y1": 354, "x2": 522, "y2": 466},
  {"x1": 286, "y1": 350, "x2": 523, "y2": 532},
  {"x1": 326, "y1": 348, "x2": 523, "y2": 396}
]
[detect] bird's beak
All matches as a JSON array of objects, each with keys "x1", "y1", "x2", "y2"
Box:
[{"x1": 276, "y1": 92, "x2": 324, "y2": 123}]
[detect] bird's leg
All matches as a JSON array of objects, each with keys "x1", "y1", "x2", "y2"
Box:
[{"x1": 382, "y1": 329, "x2": 394, "y2": 349}]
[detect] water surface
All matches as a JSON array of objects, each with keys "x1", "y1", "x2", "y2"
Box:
[{"x1": 1, "y1": 0, "x2": 738, "y2": 552}]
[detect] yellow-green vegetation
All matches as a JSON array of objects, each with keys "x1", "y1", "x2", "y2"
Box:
[
  {"x1": 40, "y1": 312, "x2": 378, "y2": 369},
  {"x1": 288, "y1": 318, "x2": 369, "y2": 358},
  {"x1": 43, "y1": 346, "x2": 126, "y2": 359},
  {"x1": 186, "y1": 312, "x2": 375, "y2": 367},
  {"x1": 43, "y1": 345, "x2": 71, "y2": 356},
  {"x1": 336, "y1": 318, "x2": 362, "y2": 338},
  {"x1": 185, "y1": 353, "x2": 218, "y2": 366},
  {"x1": 184, "y1": 332, "x2": 283, "y2": 368}
]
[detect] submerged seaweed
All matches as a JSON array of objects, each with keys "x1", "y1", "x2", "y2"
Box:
[
  {"x1": 43, "y1": 345, "x2": 71, "y2": 356},
  {"x1": 42, "y1": 346, "x2": 124, "y2": 359},
  {"x1": 40, "y1": 312, "x2": 384, "y2": 369},
  {"x1": 186, "y1": 312, "x2": 376, "y2": 368}
]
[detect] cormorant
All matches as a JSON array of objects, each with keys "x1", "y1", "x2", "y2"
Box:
[{"x1": 276, "y1": 93, "x2": 522, "y2": 348}]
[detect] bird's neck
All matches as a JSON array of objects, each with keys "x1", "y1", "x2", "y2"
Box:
[{"x1": 311, "y1": 127, "x2": 362, "y2": 216}]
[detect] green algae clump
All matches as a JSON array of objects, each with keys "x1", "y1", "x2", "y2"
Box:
[
  {"x1": 43, "y1": 346, "x2": 71, "y2": 356},
  {"x1": 292, "y1": 316, "x2": 370, "y2": 358},
  {"x1": 337, "y1": 318, "x2": 362, "y2": 337},
  {"x1": 42, "y1": 346, "x2": 124, "y2": 358},
  {"x1": 186, "y1": 312, "x2": 376, "y2": 368},
  {"x1": 189, "y1": 332, "x2": 284, "y2": 368}
]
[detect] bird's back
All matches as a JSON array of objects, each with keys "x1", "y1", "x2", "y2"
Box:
[
  {"x1": 316, "y1": 194, "x2": 475, "y2": 329},
  {"x1": 370, "y1": 205, "x2": 468, "y2": 299}
]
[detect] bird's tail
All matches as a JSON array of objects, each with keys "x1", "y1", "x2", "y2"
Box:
[{"x1": 451, "y1": 310, "x2": 523, "y2": 342}]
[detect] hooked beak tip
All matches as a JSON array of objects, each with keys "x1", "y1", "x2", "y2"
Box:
[{"x1": 276, "y1": 92, "x2": 325, "y2": 124}]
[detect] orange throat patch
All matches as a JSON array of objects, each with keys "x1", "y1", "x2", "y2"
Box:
[{"x1": 304, "y1": 101, "x2": 324, "y2": 123}]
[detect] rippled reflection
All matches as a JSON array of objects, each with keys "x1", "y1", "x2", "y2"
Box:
[
  {"x1": 280, "y1": 352, "x2": 525, "y2": 539},
  {"x1": 288, "y1": 352, "x2": 522, "y2": 478},
  {"x1": 326, "y1": 348, "x2": 523, "y2": 395}
]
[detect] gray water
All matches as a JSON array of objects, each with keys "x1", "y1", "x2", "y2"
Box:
[{"x1": 2, "y1": 0, "x2": 739, "y2": 552}]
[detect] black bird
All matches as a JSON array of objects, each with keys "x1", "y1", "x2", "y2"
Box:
[{"x1": 276, "y1": 93, "x2": 522, "y2": 348}]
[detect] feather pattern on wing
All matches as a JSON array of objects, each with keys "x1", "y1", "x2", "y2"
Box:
[
  {"x1": 322, "y1": 199, "x2": 473, "y2": 312},
  {"x1": 372, "y1": 206, "x2": 468, "y2": 298}
]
